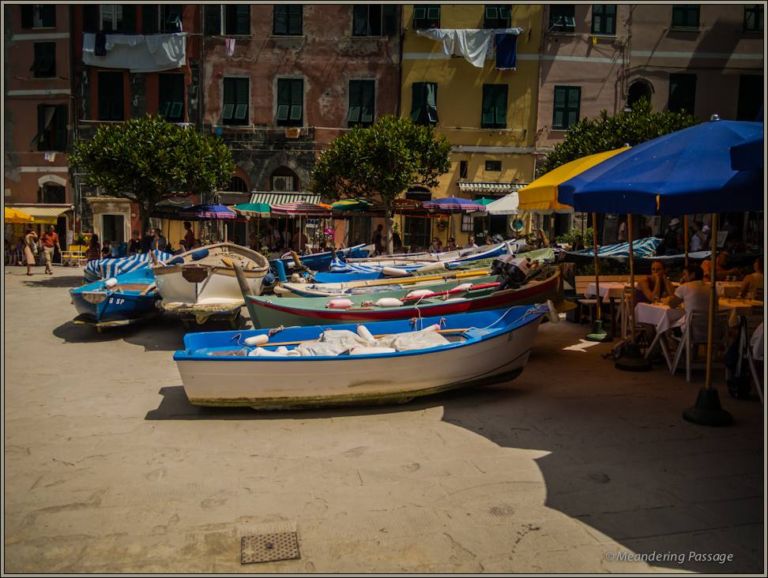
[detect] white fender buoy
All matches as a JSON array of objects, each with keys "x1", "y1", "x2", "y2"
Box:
[
  {"x1": 375, "y1": 297, "x2": 404, "y2": 307},
  {"x1": 105, "y1": 278, "x2": 119, "y2": 289},
  {"x1": 452, "y1": 283, "x2": 473, "y2": 293},
  {"x1": 327, "y1": 298, "x2": 354, "y2": 309},
  {"x1": 349, "y1": 346, "x2": 397, "y2": 355},
  {"x1": 245, "y1": 334, "x2": 269, "y2": 346},
  {"x1": 406, "y1": 289, "x2": 435, "y2": 299},
  {"x1": 356, "y1": 325, "x2": 376, "y2": 344},
  {"x1": 382, "y1": 267, "x2": 409, "y2": 277}
]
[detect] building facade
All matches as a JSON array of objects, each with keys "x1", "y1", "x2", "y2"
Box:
[
  {"x1": 400, "y1": 4, "x2": 544, "y2": 246},
  {"x1": 69, "y1": 4, "x2": 202, "y2": 247},
  {"x1": 4, "y1": 4, "x2": 74, "y2": 243}
]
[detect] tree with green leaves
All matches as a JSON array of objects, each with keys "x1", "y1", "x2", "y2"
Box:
[
  {"x1": 312, "y1": 115, "x2": 451, "y2": 254},
  {"x1": 539, "y1": 99, "x2": 697, "y2": 174},
  {"x1": 70, "y1": 116, "x2": 235, "y2": 230}
]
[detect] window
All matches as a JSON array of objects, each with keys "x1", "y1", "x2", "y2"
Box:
[
  {"x1": 737, "y1": 75, "x2": 763, "y2": 121},
  {"x1": 272, "y1": 175, "x2": 295, "y2": 191},
  {"x1": 549, "y1": 4, "x2": 575, "y2": 31},
  {"x1": 228, "y1": 176, "x2": 249, "y2": 192},
  {"x1": 481, "y1": 84, "x2": 508, "y2": 129},
  {"x1": 142, "y1": 5, "x2": 183, "y2": 34},
  {"x1": 98, "y1": 71, "x2": 124, "y2": 120},
  {"x1": 459, "y1": 160, "x2": 468, "y2": 179},
  {"x1": 591, "y1": 4, "x2": 616, "y2": 35},
  {"x1": 484, "y1": 5, "x2": 510, "y2": 29},
  {"x1": 224, "y1": 5, "x2": 250, "y2": 35},
  {"x1": 413, "y1": 5, "x2": 440, "y2": 29},
  {"x1": 411, "y1": 82, "x2": 438, "y2": 125},
  {"x1": 744, "y1": 5, "x2": 764, "y2": 32},
  {"x1": 273, "y1": 5, "x2": 303, "y2": 35},
  {"x1": 671, "y1": 5, "x2": 699, "y2": 28},
  {"x1": 353, "y1": 5, "x2": 381, "y2": 35},
  {"x1": 552, "y1": 86, "x2": 581, "y2": 130},
  {"x1": 98, "y1": 4, "x2": 136, "y2": 33},
  {"x1": 276, "y1": 78, "x2": 304, "y2": 127},
  {"x1": 158, "y1": 74, "x2": 184, "y2": 122},
  {"x1": 222, "y1": 77, "x2": 249, "y2": 125},
  {"x1": 348, "y1": 80, "x2": 375, "y2": 127},
  {"x1": 31, "y1": 42, "x2": 56, "y2": 78},
  {"x1": 627, "y1": 80, "x2": 653, "y2": 109},
  {"x1": 461, "y1": 214, "x2": 474, "y2": 233},
  {"x1": 21, "y1": 5, "x2": 55, "y2": 28},
  {"x1": 668, "y1": 73, "x2": 696, "y2": 114},
  {"x1": 36, "y1": 105, "x2": 67, "y2": 151},
  {"x1": 485, "y1": 160, "x2": 502, "y2": 171}
]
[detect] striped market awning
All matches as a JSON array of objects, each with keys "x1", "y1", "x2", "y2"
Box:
[
  {"x1": 457, "y1": 182, "x2": 524, "y2": 195},
  {"x1": 271, "y1": 202, "x2": 332, "y2": 217},
  {"x1": 249, "y1": 191, "x2": 321, "y2": 206}
]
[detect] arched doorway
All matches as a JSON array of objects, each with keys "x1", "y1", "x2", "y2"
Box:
[
  {"x1": 404, "y1": 187, "x2": 432, "y2": 251},
  {"x1": 270, "y1": 167, "x2": 299, "y2": 191},
  {"x1": 627, "y1": 79, "x2": 654, "y2": 110},
  {"x1": 228, "y1": 175, "x2": 249, "y2": 192}
]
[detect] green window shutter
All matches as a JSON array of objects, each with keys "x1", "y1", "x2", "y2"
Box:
[
  {"x1": 54, "y1": 105, "x2": 67, "y2": 150},
  {"x1": 348, "y1": 80, "x2": 361, "y2": 123},
  {"x1": 361, "y1": 80, "x2": 374, "y2": 124},
  {"x1": 383, "y1": 5, "x2": 397, "y2": 35},
  {"x1": 411, "y1": 83, "x2": 425, "y2": 122},
  {"x1": 495, "y1": 85, "x2": 507, "y2": 127}
]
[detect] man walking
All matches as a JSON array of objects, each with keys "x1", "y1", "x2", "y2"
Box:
[{"x1": 40, "y1": 225, "x2": 61, "y2": 275}]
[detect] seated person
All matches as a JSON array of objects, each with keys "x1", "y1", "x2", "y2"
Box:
[
  {"x1": 665, "y1": 264, "x2": 714, "y2": 315},
  {"x1": 739, "y1": 257, "x2": 763, "y2": 299},
  {"x1": 637, "y1": 260, "x2": 676, "y2": 303},
  {"x1": 702, "y1": 251, "x2": 740, "y2": 281},
  {"x1": 445, "y1": 237, "x2": 458, "y2": 251},
  {"x1": 429, "y1": 237, "x2": 443, "y2": 253}
]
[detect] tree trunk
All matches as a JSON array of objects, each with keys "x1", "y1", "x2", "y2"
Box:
[{"x1": 385, "y1": 208, "x2": 395, "y2": 255}]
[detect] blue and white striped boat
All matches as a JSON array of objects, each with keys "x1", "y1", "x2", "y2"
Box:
[
  {"x1": 174, "y1": 305, "x2": 548, "y2": 409},
  {"x1": 83, "y1": 250, "x2": 172, "y2": 283}
]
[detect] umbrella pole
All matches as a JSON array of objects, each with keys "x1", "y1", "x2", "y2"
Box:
[
  {"x1": 683, "y1": 215, "x2": 689, "y2": 268},
  {"x1": 586, "y1": 212, "x2": 610, "y2": 341},
  {"x1": 684, "y1": 212, "x2": 732, "y2": 426},
  {"x1": 615, "y1": 213, "x2": 651, "y2": 371}
]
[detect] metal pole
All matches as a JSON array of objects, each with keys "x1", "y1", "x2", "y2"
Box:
[
  {"x1": 683, "y1": 215, "x2": 689, "y2": 268},
  {"x1": 628, "y1": 213, "x2": 636, "y2": 342},
  {"x1": 592, "y1": 212, "x2": 602, "y2": 321},
  {"x1": 704, "y1": 213, "x2": 718, "y2": 390}
]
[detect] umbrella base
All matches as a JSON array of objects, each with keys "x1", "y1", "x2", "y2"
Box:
[
  {"x1": 585, "y1": 319, "x2": 612, "y2": 342},
  {"x1": 615, "y1": 343, "x2": 652, "y2": 372},
  {"x1": 683, "y1": 388, "x2": 733, "y2": 427}
]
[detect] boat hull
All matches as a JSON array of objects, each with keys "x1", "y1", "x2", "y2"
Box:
[
  {"x1": 70, "y1": 268, "x2": 159, "y2": 325},
  {"x1": 175, "y1": 308, "x2": 544, "y2": 409},
  {"x1": 154, "y1": 243, "x2": 268, "y2": 313},
  {"x1": 248, "y1": 269, "x2": 560, "y2": 328}
]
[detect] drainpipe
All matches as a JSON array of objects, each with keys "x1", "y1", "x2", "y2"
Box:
[
  {"x1": 68, "y1": 4, "x2": 80, "y2": 236},
  {"x1": 396, "y1": 6, "x2": 403, "y2": 118}
]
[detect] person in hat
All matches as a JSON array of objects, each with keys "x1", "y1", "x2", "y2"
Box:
[{"x1": 660, "y1": 218, "x2": 682, "y2": 255}]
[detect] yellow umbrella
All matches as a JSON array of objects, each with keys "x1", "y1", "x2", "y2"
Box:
[
  {"x1": 4, "y1": 207, "x2": 35, "y2": 224},
  {"x1": 519, "y1": 147, "x2": 630, "y2": 212}
]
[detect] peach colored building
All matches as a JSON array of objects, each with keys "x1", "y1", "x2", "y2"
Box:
[{"x1": 4, "y1": 4, "x2": 74, "y2": 243}]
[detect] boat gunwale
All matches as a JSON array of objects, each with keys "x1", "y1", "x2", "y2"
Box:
[{"x1": 174, "y1": 307, "x2": 545, "y2": 363}]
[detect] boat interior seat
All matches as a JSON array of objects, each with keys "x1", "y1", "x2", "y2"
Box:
[{"x1": 111, "y1": 283, "x2": 150, "y2": 292}]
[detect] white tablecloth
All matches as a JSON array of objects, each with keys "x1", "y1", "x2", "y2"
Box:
[
  {"x1": 585, "y1": 282, "x2": 629, "y2": 303},
  {"x1": 635, "y1": 302, "x2": 685, "y2": 334}
]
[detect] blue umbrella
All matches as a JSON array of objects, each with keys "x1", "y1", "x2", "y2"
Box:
[
  {"x1": 558, "y1": 119, "x2": 764, "y2": 214},
  {"x1": 730, "y1": 135, "x2": 764, "y2": 171},
  {"x1": 557, "y1": 118, "x2": 765, "y2": 426},
  {"x1": 179, "y1": 204, "x2": 237, "y2": 220}
]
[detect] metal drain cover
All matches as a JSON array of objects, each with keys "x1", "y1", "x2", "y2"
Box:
[{"x1": 241, "y1": 531, "x2": 300, "y2": 564}]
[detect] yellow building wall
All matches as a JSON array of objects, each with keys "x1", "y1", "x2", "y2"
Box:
[{"x1": 401, "y1": 4, "x2": 543, "y2": 202}]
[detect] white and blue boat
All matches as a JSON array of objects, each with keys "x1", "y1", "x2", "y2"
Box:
[
  {"x1": 70, "y1": 267, "x2": 160, "y2": 330},
  {"x1": 174, "y1": 306, "x2": 547, "y2": 409},
  {"x1": 271, "y1": 243, "x2": 370, "y2": 280}
]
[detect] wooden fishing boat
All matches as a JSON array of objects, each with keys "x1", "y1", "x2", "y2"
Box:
[
  {"x1": 153, "y1": 243, "x2": 269, "y2": 326},
  {"x1": 70, "y1": 267, "x2": 160, "y2": 331},
  {"x1": 274, "y1": 266, "x2": 493, "y2": 297},
  {"x1": 244, "y1": 266, "x2": 561, "y2": 328},
  {"x1": 271, "y1": 243, "x2": 370, "y2": 276},
  {"x1": 174, "y1": 306, "x2": 548, "y2": 409}
]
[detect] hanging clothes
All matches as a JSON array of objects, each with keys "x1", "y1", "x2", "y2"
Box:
[
  {"x1": 225, "y1": 37, "x2": 236, "y2": 56},
  {"x1": 495, "y1": 33, "x2": 518, "y2": 70},
  {"x1": 416, "y1": 28, "x2": 523, "y2": 69}
]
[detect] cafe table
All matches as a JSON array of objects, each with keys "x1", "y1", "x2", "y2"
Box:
[{"x1": 634, "y1": 302, "x2": 686, "y2": 370}]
